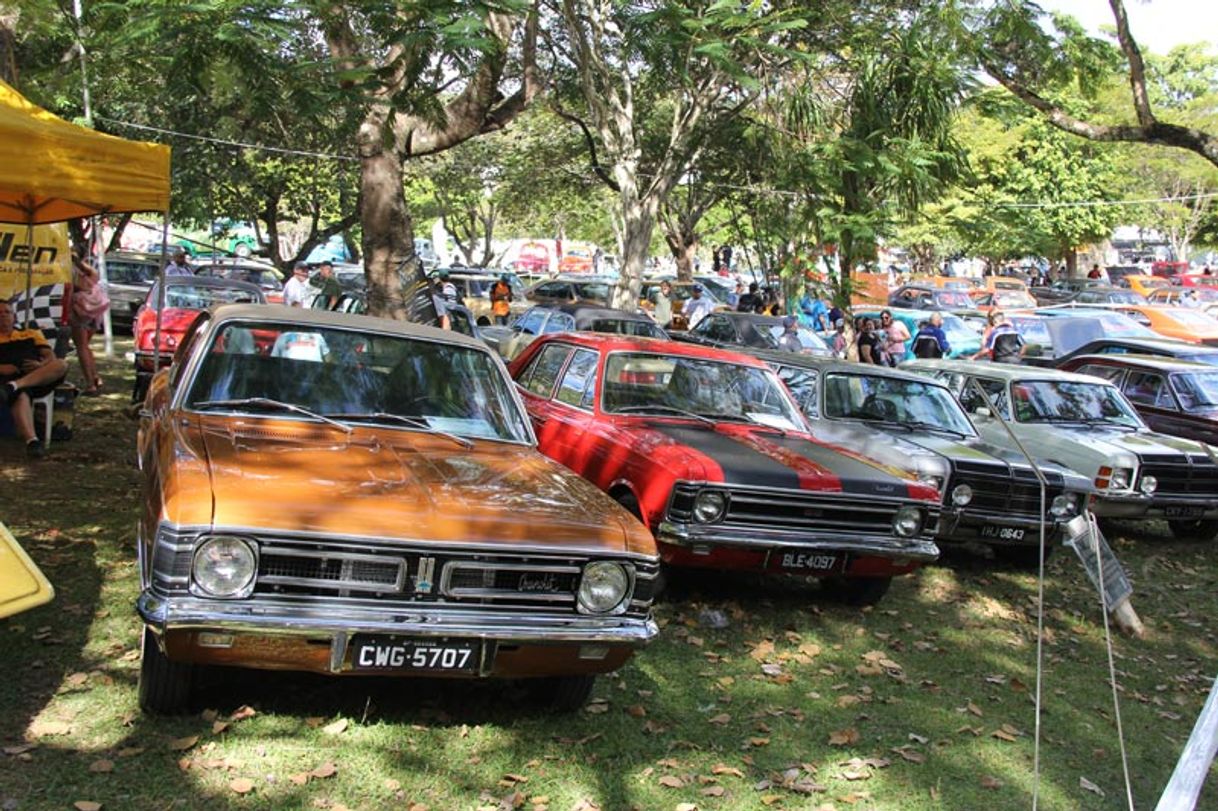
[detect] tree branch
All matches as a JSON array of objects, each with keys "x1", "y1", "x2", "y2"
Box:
[
  {"x1": 1107, "y1": 0, "x2": 1153, "y2": 128},
  {"x1": 551, "y1": 101, "x2": 621, "y2": 192}
]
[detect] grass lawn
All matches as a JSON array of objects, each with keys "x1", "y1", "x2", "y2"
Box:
[{"x1": 1, "y1": 339, "x2": 1216, "y2": 811}]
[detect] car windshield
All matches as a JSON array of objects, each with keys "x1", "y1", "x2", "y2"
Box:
[
  {"x1": 1011, "y1": 380, "x2": 1143, "y2": 428},
  {"x1": 824, "y1": 373, "x2": 975, "y2": 435},
  {"x1": 1105, "y1": 290, "x2": 1147, "y2": 304},
  {"x1": 185, "y1": 321, "x2": 531, "y2": 443},
  {"x1": 1009, "y1": 317, "x2": 1052, "y2": 347},
  {"x1": 156, "y1": 284, "x2": 261, "y2": 310},
  {"x1": 934, "y1": 291, "x2": 973, "y2": 308},
  {"x1": 763, "y1": 325, "x2": 831, "y2": 353},
  {"x1": 589, "y1": 318, "x2": 666, "y2": 339},
  {"x1": 993, "y1": 290, "x2": 1036, "y2": 308},
  {"x1": 939, "y1": 313, "x2": 978, "y2": 344},
  {"x1": 1163, "y1": 309, "x2": 1218, "y2": 328},
  {"x1": 601, "y1": 352, "x2": 803, "y2": 430},
  {"x1": 1041, "y1": 309, "x2": 1157, "y2": 338},
  {"x1": 573, "y1": 282, "x2": 611, "y2": 301},
  {"x1": 1172, "y1": 371, "x2": 1218, "y2": 408}
]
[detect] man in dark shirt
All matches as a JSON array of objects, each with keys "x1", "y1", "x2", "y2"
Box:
[
  {"x1": 856, "y1": 317, "x2": 885, "y2": 364},
  {"x1": 313, "y1": 261, "x2": 343, "y2": 310},
  {"x1": 0, "y1": 300, "x2": 68, "y2": 458},
  {"x1": 911, "y1": 312, "x2": 951, "y2": 358},
  {"x1": 736, "y1": 282, "x2": 760, "y2": 312}
]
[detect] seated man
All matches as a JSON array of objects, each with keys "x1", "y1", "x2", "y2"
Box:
[{"x1": 0, "y1": 300, "x2": 68, "y2": 459}]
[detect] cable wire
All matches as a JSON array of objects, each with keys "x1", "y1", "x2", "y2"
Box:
[{"x1": 95, "y1": 116, "x2": 359, "y2": 162}]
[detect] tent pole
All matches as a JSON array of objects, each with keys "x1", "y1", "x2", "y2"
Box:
[
  {"x1": 95, "y1": 217, "x2": 112, "y2": 356},
  {"x1": 22, "y1": 220, "x2": 33, "y2": 328},
  {"x1": 151, "y1": 213, "x2": 168, "y2": 392}
]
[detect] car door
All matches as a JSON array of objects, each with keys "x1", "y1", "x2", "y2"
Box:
[
  {"x1": 514, "y1": 342, "x2": 574, "y2": 453},
  {"x1": 1121, "y1": 370, "x2": 1179, "y2": 436},
  {"x1": 544, "y1": 348, "x2": 600, "y2": 469}
]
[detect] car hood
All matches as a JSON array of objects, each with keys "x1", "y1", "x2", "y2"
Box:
[
  {"x1": 805, "y1": 420, "x2": 948, "y2": 482},
  {"x1": 990, "y1": 421, "x2": 1210, "y2": 466},
  {"x1": 628, "y1": 420, "x2": 936, "y2": 501},
  {"x1": 190, "y1": 416, "x2": 645, "y2": 555}
]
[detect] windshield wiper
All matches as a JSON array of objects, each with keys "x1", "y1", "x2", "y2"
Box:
[
  {"x1": 194, "y1": 398, "x2": 352, "y2": 433},
  {"x1": 613, "y1": 405, "x2": 715, "y2": 424},
  {"x1": 902, "y1": 419, "x2": 970, "y2": 438},
  {"x1": 327, "y1": 412, "x2": 474, "y2": 449}
]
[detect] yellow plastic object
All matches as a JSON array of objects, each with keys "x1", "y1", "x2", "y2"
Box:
[
  {"x1": 0, "y1": 522, "x2": 54, "y2": 619},
  {"x1": 0, "y1": 78, "x2": 170, "y2": 224}
]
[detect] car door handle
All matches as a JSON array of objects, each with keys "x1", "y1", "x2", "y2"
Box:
[{"x1": 533, "y1": 414, "x2": 550, "y2": 425}]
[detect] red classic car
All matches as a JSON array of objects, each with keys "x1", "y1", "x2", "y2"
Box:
[
  {"x1": 132, "y1": 276, "x2": 265, "y2": 402},
  {"x1": 508, "y1": 334, "x2": 942, "y2": 605}
]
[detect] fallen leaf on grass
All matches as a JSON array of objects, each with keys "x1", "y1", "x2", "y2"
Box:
[
  {"x1": 701, "y1": 785, "x2": 725, "y2": 797},
  {"x1": 759, "y1": 797, "x2": 782, "y2": 806},
  {"x1": 991, "y1": 728, "x2": 1017, "y2": 742},
  {"x1": 3, "y1": 745, "x2": 35, "y2": 755},
  {"x1": 1080, "y1": 777, "x2": 1105, "y2": 797},
  {"x1": 676, "y1": 804, "x2": 698, "y2": 811},
  {"x1": 708, "y1": 713, "x2": 731, "y2": 726},
  {"x1": 311, "y1": 762, "x2": 338, "y2": 779},
  {"x1": 658, "y1": 775, "x2": 685, "y2": 788},
  {"x1": 89, "y1": 759, "x2": 114, "y2": 773},
  {"x1": 384, "y1": 779, "x2": 401, "y2": 791},
  {"x1": 908, "y1": 733, "x2": 929, "y2": 744},
  {"x1": 229, "y1": 778, "x2": 254, "y2": 795},
  {"x1": 287, "y1": 772, "x2": 309, "y2": 786},
  {"x1": 828, "y1": 728, "x2": 860, "y2": 746},
  {"x1": 116, "y1": 747, "x2": 143, "y2": 758},
  {"x1": 323, "y1": 718, "x2": 349, "y2": 735},
  {"x1": 230, "y1": 705, "x2": 256, "y2": 721},
  {"x1": 212, "y1": 721, "x2": 230, "y2": 735},
  {"x1": 750, "y1": 640, "x2": 776, "y2": 661},
  {"x1": 711, "y1": 764, "x2": 744, "y2": 778},
  {"x1": 980, "y1": 775, "x2": 1003, "y2": 789},
  {"x1": 167, "y1": 735, "x2": 199, "y2": 752},
  {"x1": 891, "y1": 746, "x2": 925, "y2": 764},
  {"x1": 502, "y1": 773, "x2": 529, "y2": 784},
  {"x1": 73, "y1": 802, "x2": 101, "y2": 811},
  {"x1": 201, "y1": 709, "x2": 218, "y2": 722},
  {"x1": 29, "y1": 719, "x2": 71, "y2": 737},
  {"x1": 965, "y1": 702, "x2": 984, "y2": 717},
  {"x1": 835, "y1": 695, "x2": 861, "y2": 709},
  {"x1": 626, "y1": 705, "x2": 647, "y2": 718}
]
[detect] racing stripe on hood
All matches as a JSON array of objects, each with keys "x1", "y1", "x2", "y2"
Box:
[
  {"x1": 765, "y1": 433, "x2": 916, "y2": 497},
  {"x1": 645, "y1": 423, "x2": 810, "y2": 490}
]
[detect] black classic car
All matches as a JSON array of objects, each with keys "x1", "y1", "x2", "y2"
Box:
[
  {"x1": 760, "y1": 352, "x2": 1092, "y2": 566},
  {"x1": 673, "y1": 311, "x2": 833, "y2": 356},
  {"x1": 1059, "y1": 354, "x2": 1218, "y2": 446}
]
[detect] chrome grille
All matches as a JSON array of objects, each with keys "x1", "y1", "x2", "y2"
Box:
[
  {"x1": 949, "y1": 461, "x2": 1064, "y2": 519},
  {"x1": 259, "y1": 548, "x2": 406, "y2": 593},
  {"x1": 669, "y1": 483, "x2": 939, "y2": 538},
  {"x1": 1139, "y1": 453, "x2": 1218, "y2": 499}
]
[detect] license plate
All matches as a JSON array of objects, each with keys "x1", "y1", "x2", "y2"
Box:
[
  {"x1": 770, "y1": 550, "x2": 845, "y2": 574},
  {"x1": 350, "y1": 637, "x2": 480, "y2": 673},
  {"x1": 1164, "y1": 506, "x2": 1205, "y2": 519},
  {"x1": 980, "y1": 525, "x2": 1026, "y2": 541}
]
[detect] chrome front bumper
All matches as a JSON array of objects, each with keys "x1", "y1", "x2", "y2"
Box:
[
  {"x1": 937, "y1": 508, "x2": 1068, "y2": 546},
  {"x1": 1093, "y1": 493, "x2": 1218, "y2": 520},
  {"x1": 656, "y1": 521, "x2": 940, "y2": 563},
  {"x1": 137, "y1": 590, "x2": 659, "y2": 647}
]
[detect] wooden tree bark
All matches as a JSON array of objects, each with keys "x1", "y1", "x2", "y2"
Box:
[
  {"x1": 320, "y1": 6, "x2": 539, "y2": 321},
  {"x1": 985, "y1": 0, "x2": 1218, "y2": 170},
  {"x1": 0, "y1": 4, "x2": 17, "y2": 86}
]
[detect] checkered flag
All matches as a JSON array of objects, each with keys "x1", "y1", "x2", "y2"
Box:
[{"x1": 9, "y1": 283, "x2": 66, "y2": 341}]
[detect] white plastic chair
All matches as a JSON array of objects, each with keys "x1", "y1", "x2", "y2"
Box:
[{"x1": 30, "y1": 390, "x2": 54, "y2": 449}]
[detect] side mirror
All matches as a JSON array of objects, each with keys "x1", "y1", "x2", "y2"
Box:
[{"x1": 974, "y1": 407, "x2": 991, "y2": 418}]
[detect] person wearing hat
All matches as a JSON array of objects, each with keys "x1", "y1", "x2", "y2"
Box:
[
  {"x1": 682, "y1": 283, "x2": 714, "y2": 329},
  {"x1": 164, "y1": 249, "x2": 193, "y2": 277},
  {"x1": 283, "y1": 262, "x2": 312, "y2": 308},
  {"x1": 314, "y1": 260, "x2": 343, "y2": 311},
  {"x1": 777, "y1": 315, "x2": 803, "y2": 353},
  {"x1": 490, "y1": 273, "x2": 514, "y2": 325}
]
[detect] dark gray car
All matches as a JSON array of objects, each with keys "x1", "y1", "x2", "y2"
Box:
[{"x1": 103, "y1": 253, "x2": 160, "y2": 331}]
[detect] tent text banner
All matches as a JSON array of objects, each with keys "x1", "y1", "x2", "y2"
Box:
[{"x1": 0, "y1": 223, "x2": 70, "y2": 299}]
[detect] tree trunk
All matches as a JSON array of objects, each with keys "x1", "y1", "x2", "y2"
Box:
[
  {"x1": 612, "y1": 195, "x2": 655, "y2": 310},
  {"x1": 359, "y1": 119, "x2": 432, "y2": 323},
  {"x1": 0, "y1": 5, "x2": 16, "y2": 86},
  {"x1": 1064, "y1": 246, "x2": 1078, "y2": 277},
  {"x1": 665, "y1": 229, "x2": 698, "y2": 282}
]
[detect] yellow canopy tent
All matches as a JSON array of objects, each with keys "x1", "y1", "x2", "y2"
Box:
[
  {"x1": 0, "y1": 79, "x2": 170, "y2": 618},
  {"x1": 0, "y1": 77, "x2": 171, "y2": 336}
]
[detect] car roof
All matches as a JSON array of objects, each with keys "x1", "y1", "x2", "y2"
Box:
[
  {"x1": 158, "y1": 275, "x2": 263, "y2": 291},
  {"x1": 1066, "y1": 353, "x2": 1216, "y2": 373},
  {"x1": 537, "y1": 331, "x2": 770, "y2": 367},
  {"x1": 543, "y1": 303, "x2": 654, "y2": 323},
  {"x1": 208, "y1": 303, "x2": 490, "y2": 352},
  {"x1": 904, "y1": 358, "x2": 1122, "y2": 385},
  {"x1": 756, "y1": 350, "x2": 953, "y2": 386}
]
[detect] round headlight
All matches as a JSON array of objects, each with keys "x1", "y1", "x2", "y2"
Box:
[
  {"x1": 1050, "y1": 493, "x2": 1079, "y2": 518},
  {"x1": 192, "y1": 536, "x2": 256, "y2": 598},
  {"x1": 1110, "y1": 468, "x2": 1131, "y2": 490},
  {"x1": 692, "y1": 490, "x2": 727, "y2": 523},
  {"x1": 951, "y1": 483, "x2": 973, "y2": 506},
  {"x1": 918, "y1": 473, "x2": 945, "y2": 493},
  {"x1": 577, "y1": 561, "x2": 631, "y2": 614},
  {"x1": 1140, "y1": 475, "x2": 1158, "y2": 495},
  {"x1": 892, "y1": 505, "x2": 924, "y2": 538}
]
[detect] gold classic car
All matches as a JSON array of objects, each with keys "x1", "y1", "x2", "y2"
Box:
[{"x1": 135, "y1": 305, "x2": 660, "y2": 713}]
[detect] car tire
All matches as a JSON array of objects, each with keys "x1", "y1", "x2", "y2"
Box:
[
  {"x1": 994, "y1": 544, "x2": 1054, "y2": 569},
  {"x1": 825, "y1": 575, "x2": 892, "y2": 606},
  {"x1": 1168, "y1": 519, "x2": 1218, "y2": 542},
  {"x1": 138, "y1": 626, "x2": 195, "y2": 715},
  {"x1": 234, "y1": 243, "x2": 251, "y2": 258},
  {"x1": 531, "y1": 675, "x2": 597, "y2": 712}
]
